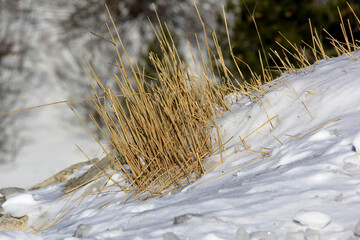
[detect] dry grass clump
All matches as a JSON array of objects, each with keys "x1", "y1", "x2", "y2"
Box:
[
  {"x1": 78, "y1": 6, "x2": 238, "y2": 200},
  {"x1": 77, "y1": 3, "x2": 360, "y2": 200},
  {"x1": 1, "y1": 3, "x2": 358, "y2": 204},
  {"x1": 1, "y1": 1, "x2": 359, "y2": 234}
]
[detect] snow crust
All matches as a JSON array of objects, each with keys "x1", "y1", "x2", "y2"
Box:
[{"x1": 1, "y1": 51, "x2": 360, "y2": 239}]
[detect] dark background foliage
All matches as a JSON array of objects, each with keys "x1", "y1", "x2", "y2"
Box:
[{"x1": 215, "y1": 0, "x2": 360, "y2": 82}]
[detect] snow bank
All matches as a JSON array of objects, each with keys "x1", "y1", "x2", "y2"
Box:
[{"x1": 1, "y1": 52, "x2": 360, "y2": 239}]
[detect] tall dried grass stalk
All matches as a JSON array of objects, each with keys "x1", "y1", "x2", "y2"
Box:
[
  {"x1": 81, "y1": 4, "x2": 238, "y2": 200},
  {"x1": 80, "y1": 3, "x2": 360, "y2": 200},
  {"x1": 7, "y1": 2, "x2": 359, "y2": 232}
]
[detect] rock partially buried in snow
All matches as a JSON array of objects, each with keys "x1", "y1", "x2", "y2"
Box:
[
  {"x1": 173, "y1": 213, "x2": 203, "y2": 225},
  {"x1": 2, "y1": 193, "x2": 37, "y2": 218},
  {"x1": 0, "y1": 187, "x2": 26, "y2": 197},
  {"x1": 354, "y1": 221, "x2": 360, "y2": 237},
  {"x1": 62, "y1": 153, "x2": 125, "y2": 197},
  {"x1": 0, "y1": 214, "x2": 28, "y2": 231},
  {"x1": 0, "y1": 196, "x2": 5, "y2": 207},
  {"x1": 73, "y1": 224, "x2": 93, "y2": 238},
  {"x1": 29, "y1": 160, "x2": 92, "y2": 190},
  {"x1": 334, "y1": 193, "x2": 343, "y2": 202},
  {"x1": 162, "y1": 232, "x2": 180, "y2": 240},
  {"x1": 293, "y1": 211, "x2": 331, "y2": 230},
  {"x1": 235, "y1": 227, "x2": 250, "y2": 240}
]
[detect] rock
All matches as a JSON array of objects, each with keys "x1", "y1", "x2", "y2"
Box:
[
  {"x1": 334, "y1": 193, "x2": 343, "y2": 202},
  {"x1": 62, "y1": 152, "x2": 125, "y2": 197},
  {"x1": 304, "y1": 229, "x2": 320, "y2": 240},
  {"x1": 162, "y1": 232, "x2": 180, "y2": 240},
  {"x1": 73, "y1": 224, "x2": 93, "y2": 238},
  {"x1": 0, "y1": 187, "x2": 26, "y2": 197},
  {"x1": 293, "y1": 211, "x2": 331, "y2": 230},
  {"x1": 235, "y1": 227, "x2": 250, "y2": 240},
  {"x1": 0, "y1": 214, "x2": 28, "y2": 231},
  {"x1": 250, "y1": 231, "x2": 277, "y2": 240},
  {"x1": 2, "y1": 193, "x2": 37, "y2": 218},
  {"x1": 0, "y1": 196, "x2": 5, "y2": 205},
  {"x1": 354, "y1": 220, "x2": 360, "y2": 236},
  {"x1": 28, "y1": 150, "x2": 125, "y2": 197},
  {"x1": 286, "y1": 231, "x2": 305, "y2": 240},
  {"x1": 0, "y1": 188, "x2": 25, "y2": 215},
  {"x1": 0, "y1": 196, "x2": 4, "y2": 213},
  {"x1": 29, "y1": 160, "x2": 92, "y2": 190},
  {"x1": 173, "y1": 213, "x2": 202, "y2": 225}
]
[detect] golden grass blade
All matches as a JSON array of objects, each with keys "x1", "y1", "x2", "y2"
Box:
[{"x1": 286, "y1": 117, "x2": 342, "y2": 140}]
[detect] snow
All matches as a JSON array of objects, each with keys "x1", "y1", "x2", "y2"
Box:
[
  {"x1": 0, "y1": 51, "x2": 360, "y2": 239},
  {"x1": 2, "y1": 193, "x2": 37, "y2": 218},
  {"x1": 293, "y1": 211, "x2": 331, "y2": 230}
]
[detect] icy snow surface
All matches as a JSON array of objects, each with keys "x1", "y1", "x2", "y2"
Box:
[{"x1": 1, "y1": 52, "x2": 360, "y2": 239}]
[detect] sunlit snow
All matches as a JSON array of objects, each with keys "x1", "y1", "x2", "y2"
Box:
[{"x1": 1, "y1": 52, "x2": 360, "y2": 239}]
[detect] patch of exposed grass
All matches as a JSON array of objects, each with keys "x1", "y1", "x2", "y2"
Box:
[
  {"x1": 11, "y1": 1, "x2": 359, "y2": 233},
  {"x1": 1, "y1": 5, "x2": 360, "y2": 233},
  {"x1": 75, "y1": 4, "x2": 241, "y2": 200},
  {"x1": 81, "y1": 2, "x2": 359, "y2": 201},
  {"x1": 1, "y1": 3, "x2": 358, "y2": 204}
]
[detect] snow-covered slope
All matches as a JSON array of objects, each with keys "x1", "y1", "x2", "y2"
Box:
[{"x1": 1, "y1": 51, "x2": 360, "y2": 239}]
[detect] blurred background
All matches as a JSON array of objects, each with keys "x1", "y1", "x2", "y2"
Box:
[{"x1": 0, "y1": 0, "x2": 359, "y2": 188}]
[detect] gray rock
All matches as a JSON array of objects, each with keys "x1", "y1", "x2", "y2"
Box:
[
  {"x1": 250, "y1": 231, "x2": 277, "y2": 240},
  {"x1": 334, "y1": 193, "x2": 343, "y2": 202},
  {"x1": 235, "y1": 227, "x2": 250, "y2": 240},
  {"x1": 286, "y1": 231, "x2": 305, "y2": 240},
  {"x1": 30, "y1": 161, "x2": 92, "y2": 191},
  {"x1": 354, "y1": 220, "x2": 360, "y2": 236},
  {"x1": 173, "y1": 213, "x2": 202, "y2": 225},
  {"x1": 62, "y1": 152, "x2": 125, "y2": 197},
  {"x1": 29, "y1": 150, "x2": 124, "y2": 197},
  {"x1": 73, "y1": 224, "x2": 93, "y2": 238},
  {"x1": 304, "y1": 229, "x2": 320, "y2": 240},
  {"x1": 0, "y1": 187, "x2": 25, "y2": 197},
  {"x1": 0, "y1": 214, "x2": 28, "y2": 231},
  {"x1": 162, "y1": 232, "x2": 180, "y2": 240}
]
